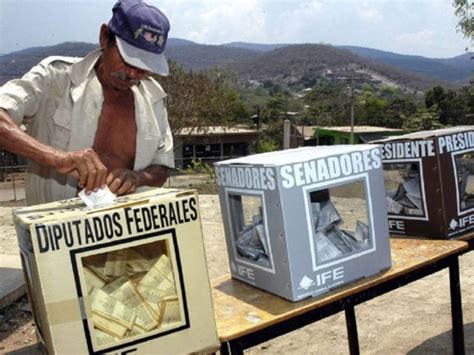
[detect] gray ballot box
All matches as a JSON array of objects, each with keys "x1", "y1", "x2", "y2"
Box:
[
  {"x1": 375, "y1": 126, "x2": 474, "y2": 238},
  {"x1": 215, "y1": 145, "x2": 392, "y2": 301},
  {"x1": 13, "y1": 188, "x2": 219, "y2": 355}
]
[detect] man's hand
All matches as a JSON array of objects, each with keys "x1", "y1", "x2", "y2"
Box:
[
  {"x1": 54, "y1": 148, "x2": 108, "y2": 192},
  {"x1": 106, "y1": 168, "x2": 139, "y2": 196}
]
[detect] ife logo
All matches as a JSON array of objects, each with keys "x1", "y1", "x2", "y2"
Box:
[{"x1": 449, "y1": 214, "x2": 474, "y2": 230}]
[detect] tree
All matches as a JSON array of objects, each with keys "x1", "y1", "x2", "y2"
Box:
[
  {"x1": 425, "y1": 85, "x2": 470, "y2": 125},
  {"x1": 261, "y1": 92, "x2": 288, "y2": 123},
  {"x1": 454, "y1": 82, "x2": 474, "y2": 124},
  {"x1": 385, "y1": 97, "x2": 417, "y2": 128},
  {"x1": 256, "y1": 91, "x2": 291, "y2": 151},
  {"x1": 303, "y1": 81, "x2": 348, "y2": 126},
  {"x1": 403, "y1": 106, "x2": 443, "y2": 132},
  {"x1": 356, "y1": 95, "x2": 388, "y2": 127},
  {"x1": 453, "y1": 0, "x2": 474, "y2": 49},
  {"x1": 159, "y1": 61, "x2": 249, "y2": 136},
  {"x1": 425, "y1": 86, "x2": 446, "y2": 109}
]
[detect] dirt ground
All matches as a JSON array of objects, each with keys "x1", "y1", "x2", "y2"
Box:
[{"x1": 0, "y1": 175, "x2": 473, "y2": 354}]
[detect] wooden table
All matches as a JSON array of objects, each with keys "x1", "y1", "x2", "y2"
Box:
[
  {"x1": 457, "y1": 231, "x2": 474, "y2": 251},
  {"x1": 212, "y1": 238, "x2": 468, "y2": 355}
]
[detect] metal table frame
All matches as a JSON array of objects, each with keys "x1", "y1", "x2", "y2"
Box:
[{"x1": 219, "y1": 251, "x2": 466, "y2": 355}]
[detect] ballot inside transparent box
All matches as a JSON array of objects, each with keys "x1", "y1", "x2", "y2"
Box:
[
  {"x1": 383, "y1": 161, "x2": 426, "y2": 219},
  {"x1": 227, "y1": 192, "x2": 274, "y2": 271},
  {"x1": 307, "y1": 179, "x2": 372, "y2": 267},
  {"x1": 76, "y1": 238, "x2": 185, "y2": 351},
  {"x1": 453, "y1": 150, "x2": 474, "y2": 213}
]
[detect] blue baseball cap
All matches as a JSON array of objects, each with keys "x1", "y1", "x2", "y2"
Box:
[{"x1": 108, "y1": 0, "x2": 170, "y2": 76}]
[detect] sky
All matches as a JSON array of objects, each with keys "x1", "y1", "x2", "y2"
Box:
[{"x1": 0, "y1": 0, "x2": 470, "y2": 58}]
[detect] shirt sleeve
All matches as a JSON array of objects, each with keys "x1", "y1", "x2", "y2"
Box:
[
  {"x1": 151, "y1": 101, "x2": 175, "y2": 169},
  {"x1": 0, "y1": 60, "x2": 54, "y2": 125}
]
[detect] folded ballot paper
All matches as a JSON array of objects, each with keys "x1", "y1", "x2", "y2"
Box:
[
  {"x1": 386, "y1": 173, "x2": 424, "y2": 217},
  {"x1": 312, "y1": 198, "x2": 370, "y2": 263},
  {"x1": 79, "y1": 186, "x2": 116, "y2": 207},
  {"x1": 235, "y1": 212, "x2": 271, "y2": 267},
  {"x1": 86, "y1": 253, "x2": 181, "y2": 344}
]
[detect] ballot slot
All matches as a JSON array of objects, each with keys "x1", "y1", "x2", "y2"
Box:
[
  {"x1": 453, "y1": 150, "x2": 474, "y2": 213},
  {"x1": 307, "y1": 179, "x2": 372, "y2": 268},
  {"x1": 227, "y1": 191, "x2": 274, "y2": 272},
  {"x1": 383, "y1": 161, "x2": 427, "y2": 219},
  {"x1": 77, "y1": 238, "x2": 186, "y2": 352}
]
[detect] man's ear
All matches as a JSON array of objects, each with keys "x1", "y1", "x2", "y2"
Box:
[{"x1": 99, "y1": 24, "x2": 109, "y2": 49}]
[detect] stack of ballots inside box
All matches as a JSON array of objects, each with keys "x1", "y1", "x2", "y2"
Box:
[
  {"x1": 310, "y1": 189, "x2": 370, "y2": 262},
  {"x1": 84, "y1": 247, "x2": 179, "y2": 342},
  {"x1": 385, "y1": 164, "x2": 424, "y2": 217}
]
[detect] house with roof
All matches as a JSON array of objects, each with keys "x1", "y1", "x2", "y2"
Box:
[
  {"x1": 292, "y1": 125, "x2": 405, "y2": 147},
  {"x1": 173, "y1": 126, "x2": 261, "y2": 169}
]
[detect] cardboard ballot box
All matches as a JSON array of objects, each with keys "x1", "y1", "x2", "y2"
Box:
[
  {"x1": 214, "y1": 145, "x2": 392, "y2": 302},
  {"x1": 13, "y1": 189, "x2": 219, "y2": 354},
  {"x1": 375, "y1": 126, "x2": 474, "y2": 239}
]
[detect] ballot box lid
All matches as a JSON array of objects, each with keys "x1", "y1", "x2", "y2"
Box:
[
  {"x1": 377, "y1": 126, "x2": 474, "y2": 142},
  {"x1": 13, "y1": 188, "x2": 194, "y2": 225},
  {"x1": 215, "y1": 144, "x2": 381, "y2": 167}
]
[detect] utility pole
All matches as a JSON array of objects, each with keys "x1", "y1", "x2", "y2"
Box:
[
  {"x1": 350, "y1": 72, "x2": 355, "y2": 144},
  {"x1": 283, "y1": 119, "x2": 291, "y2": 149},
  {"x1": 300, "y1": 117, "x2": 305, "y2": 147},
  {"x1": 255, "y1": 105, "x2": 261, "y2": 153}
]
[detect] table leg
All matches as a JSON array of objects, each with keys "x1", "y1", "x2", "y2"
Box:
[
  {"x1": 220, "y1": 342, "x2": 230, "y2": 355},
  {"x1": 220, "y1": 341, "x2": 244, "y2": 355},
  {"x1": 449, "y1": 257, "x2": 465, "y2": 355},
  {"x1": 345, "y1": 306, "x2": 360, "y2": 355}
]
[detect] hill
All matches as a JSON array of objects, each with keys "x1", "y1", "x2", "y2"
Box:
[
  {"x1": 221, "y1": 42, "x2": 473, "y2": 84},
  {"x1": 340, "y1": 46, "x2": 473, "y2": 83},
  {"x1": 165, "y1": 42, "x2": 261, "y2": 71},
  {"x1": 0, "y1": 40, "x2": 460, "y2": 91},
  {"x1": 223, "y1": 44, "x2": 444, "y2": 91},
  {"x1": 0, "y1": 40, "x2": 262, "y2": 83},
  {"x1": 0, "y1": 42, "x2": 97, "y2": 85},
  {"x1": 223, "y1": 42, "x2": 289, "y2": 52},
  {"x1": 167, "y1": 38, "x2": 198, "y2": 47}
]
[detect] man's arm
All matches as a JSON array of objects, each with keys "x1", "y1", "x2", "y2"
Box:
[
  {"x1": 106, "y1": 165, "x2": 169, "y2": 196},
  {"x1": 0, "y1": 108, "x2": 108, "y2": 192}
]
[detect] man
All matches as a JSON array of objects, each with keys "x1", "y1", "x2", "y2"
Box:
[{"x1": 0, "y1": 0, "x2": 174, "y2": 205}]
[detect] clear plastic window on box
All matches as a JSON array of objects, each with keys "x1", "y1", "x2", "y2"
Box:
[
  {"x1": 454, "y1": 151, "x2": 474, "y2": 212},
  {"x1": 309, "y1": 180, "x2": 372, "y2": 265},
  {"x1": 228, "y1": 193, "x2": 272, "y2": 269},
  {"x1": 80, "y1": 240, "x2": 183, "y2": 348},
  {"x1": 383, "y1": 162, "x2": 425, "y2": 218}
]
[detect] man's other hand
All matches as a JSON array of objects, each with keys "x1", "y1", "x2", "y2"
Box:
[
  {"x1": 106, "y1": 168, "x2": 139, "y2": 196},
  {"x1": 54, "y1": 148, "x2": 108, "y2": 192}
]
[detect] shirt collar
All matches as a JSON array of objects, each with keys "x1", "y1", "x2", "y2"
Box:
[
  {"x1": 138, "y1": 77, "x2": 167, "y2": 103},
  {"x1": 70, "y1": 49, "x2": 102, "y2": 87}
]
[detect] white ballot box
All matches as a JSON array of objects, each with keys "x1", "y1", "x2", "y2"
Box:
[
  {"x1": 215, "y1": 145, "x2": 392, "y2": 302},
  {"x1": 13, "y1": 188, "x2": 219, "y2": 354},
  {"x1": 375, "y1": 126, "x2": 474, "y2": 238}
]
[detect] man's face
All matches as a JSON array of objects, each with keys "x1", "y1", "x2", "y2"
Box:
[{"x1": 99, "y1": 40, "x2": 149, "y2": 91}]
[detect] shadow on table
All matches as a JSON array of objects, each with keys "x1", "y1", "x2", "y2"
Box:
[
  {"x1": 407, "y1": 322, "x2": 473, "y2": 355},
  {"x1": 213, "y1": 270, "x2": 391, "y2": 317}
]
